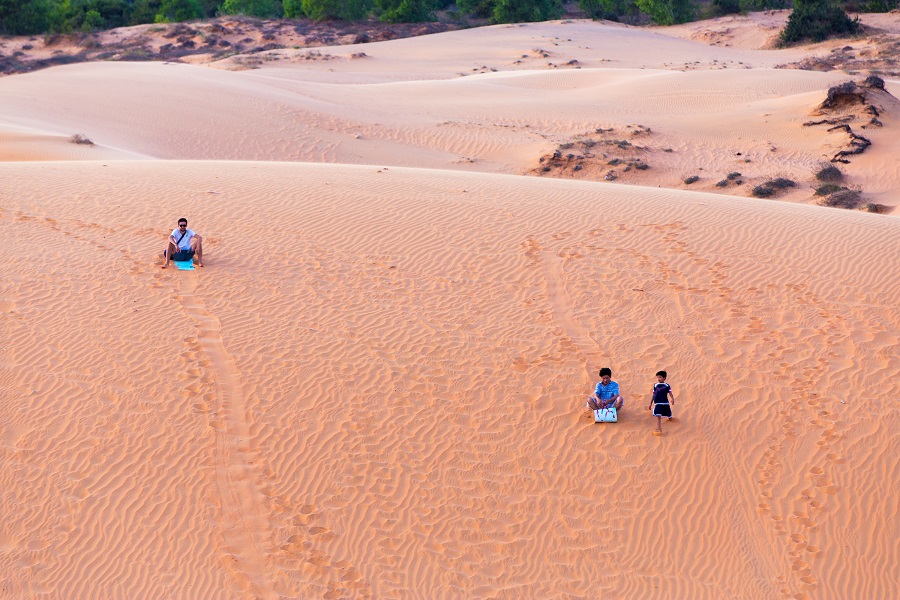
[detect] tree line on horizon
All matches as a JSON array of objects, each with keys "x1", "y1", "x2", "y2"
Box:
[{"x1": 1, "y1": 0, "x2": 892, "y2": 42}]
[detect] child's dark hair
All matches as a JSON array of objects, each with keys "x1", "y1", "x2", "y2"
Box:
[
  {"x1": 599, "y1": 367, "x2": 612, "y2": 377},
  {"x1": 656, "y1": 370, "x2": 667, "y2": 379}
]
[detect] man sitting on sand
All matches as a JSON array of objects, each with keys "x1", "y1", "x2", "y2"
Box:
[
  {"x1": 162, "y1": 217, "x2": 203, "y2": 268},
  {"x1": 586, "y1": 367, "x2": 624, "y2": 412}
]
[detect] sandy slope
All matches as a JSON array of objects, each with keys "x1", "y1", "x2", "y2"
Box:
[
  {"x1": 2, "y1": 161, "x2": 898, "y2": 599},
  {"x1": 0, "y1": 15, "x2": 898, "y2": 600}
]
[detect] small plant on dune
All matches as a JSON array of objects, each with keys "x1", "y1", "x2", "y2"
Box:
[
  {"x1": 821, "y1": 188, "x2": 862, "y2": 209},
  {"x1": 753, "y1": 177, "x2": 796, "y2": 198},
  {"x1": 70, "y1": 133, "x2": 94, "y2": 145},
  {"x1": 768, "y1": 177, "x2": 796, "y2": 190},
  {"x1": 683, "y1": 175, "x2": 699, "y2": 184},
  {"x1": 815, "y1": 163, "x2": 844, "y2": 182},
  {"x1": 815, "y1": 183, "x2": 845, "y2": 196},
  {"x1": 751, "y1": 184, "x2": 775, "y2": 198}
]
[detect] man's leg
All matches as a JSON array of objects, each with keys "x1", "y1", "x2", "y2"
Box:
[
  {"x1": 191, "y1": 236, "x2": 203, "y2": 267},
  {"x1": 162, "y1": 242, "x2": 177, "y2": 268},
  {"x1": 586, "y1": 397, "x2": 601, "y2": 411},
  {"x1": 613, "y1": 396, "x2": 624, "y2": 410}
]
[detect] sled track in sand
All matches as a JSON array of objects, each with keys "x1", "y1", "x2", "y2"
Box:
[{"x1": 176, "y1": 275, "x2": 277, "y2": 599}]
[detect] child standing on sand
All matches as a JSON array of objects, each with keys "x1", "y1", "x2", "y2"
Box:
[{"x1": 648, "y1": 370, "x2": 675, "y2": 435}]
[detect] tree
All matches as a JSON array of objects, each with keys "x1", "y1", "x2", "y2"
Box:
[
  {"x1": 710, "y1": 0, "x2": 741, "y2": 14},
  {"x1": 579, "y1": 0, "x2": 638, "y2": 20},
  {"x1": 129, "y1": 0, "x2": 163, "y2": 24},
  {"x1": 299, "y1": 0, "x2": 373, "y2": 19},
  {"x1": 219, "y1": 0, "x2": 281, "y2": 17},
  {"x1": 0, "y1": 0, "x2": 52, "y2": 34},
  {"x1": 375, "y1": 0, "x2": 435, "y2": 22},
  {"x1": 781, "y1": 0, "x2": 859, "y2": 44},
  {"x1": 456, "y1": 0, "x2": 495, "y2": 18},
  {"x1": 155, "y1": 0, "x2": 203, "y2": 22},
  {"x1": 492, "y1": 0, "x2": 562, "y2": 22},
  {"x1": 633, "y1": 0, "x2": 693, "y2": 24}
]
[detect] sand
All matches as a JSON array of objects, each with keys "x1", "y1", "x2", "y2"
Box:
[{"x1": 1, "y1": 15, "x2": 898, "y2": 600}]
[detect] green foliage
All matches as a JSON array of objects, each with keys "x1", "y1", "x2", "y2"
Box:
[
  {"x1": 45, "y1": 0, "x2": 131, "y2": 32},
  {"x1": 781, "y1": 0, "x2": 859, "y2": 44},
  {"x1": 375, "y1": 0, "x2": 435, "y2": 22},
  {"x1": 299, "y1": 0, "x2": 373, "y2": 20},
  {"x1": 128, "y1": 0, "x2": 162, "y2": 24},
  {"x1": 634, "y1": 0, "x2": 693, "y2": 24},
  {"x1": 283, "y1": 0, "x2": 302, "y2": 17},
  {"x1": 154, "y1": 0, "x2": 202, "y2": 22},
  {"x1": 219, "y1": 0, "x2": 281, "y2": 17},
  {"x1": 492, "y1": 0, "x2": 562, "y2": 22},
  {"x1": 844, "y1": 0, "x2": 898, "y2": 10},
  {"x1": 739, "y1": 0, "x2": 791, "y2": 9},
  {"x1": 0, "y1": 0, "x2": 52, "y2": 34},
  {"x1": 456, "y1": 0, "x2": 495, "y2": 18},
  {"x1": 710, "y1": 0, "x2": 741, "y2": 14},
  {"x1": 579, "y1": 0, "x2": 639, "y2": 21}
]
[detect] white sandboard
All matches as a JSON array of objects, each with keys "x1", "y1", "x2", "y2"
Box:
[{"x1": 594, "y1": 407, "x2": 617, "y2": 423}]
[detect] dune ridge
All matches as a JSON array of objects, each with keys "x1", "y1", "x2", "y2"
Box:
[{"x1": 2, "y1": 19, "x2": 899, "y2": 210}]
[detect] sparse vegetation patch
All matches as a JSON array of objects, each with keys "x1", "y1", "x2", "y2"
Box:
[
  {"x1": 821, "y1": 188, "x2": 862, "y2": 209},
  {"x1": 69, "y1": 133, "x2": 93, "y2": 145}
]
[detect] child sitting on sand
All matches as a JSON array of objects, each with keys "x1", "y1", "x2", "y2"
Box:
[{"x1": 648, "y1": 370, "x2": 675, "y2": 435}]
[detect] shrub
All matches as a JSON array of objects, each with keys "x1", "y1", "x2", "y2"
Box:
[
  {"x1": 634, "y1": 0, "x2": 694, "y2": 25},
  {"x1": 493, "y1": 0, "x2": 563, "y2": 22},
  {"x1": 220, "y1": 0, "x2": 283, "y2": 17},
  {"x1": 375, "y1": 0, "x2": 436, "y2": 22},
  {"x1": 815, "y1": 164, "x2": 844, "y2": 182},
  {"x1": 297, "y1": 0, "x2": 372, "y2": 19},
  {"x1": 751, "y1": 185, "x2": 775, "y2": 198},
  {"x1": 70, "y1": 133, "x2": 94, "y2": 145},
  {"x1": 815, "y1": 183, "x2": 844, "y2": 196},
  {"x1": 821, "y1": 188, "x2": 862, "y2": 208},
  {"x1": 768, "y1": 177, "x2": 796, "y2": 190},
  {"x1": 683, "y1": 175, "x2": 699, "y2": 184},
  {"x1": 781, "y1": 0, "x2": 859, "y2": 45}
]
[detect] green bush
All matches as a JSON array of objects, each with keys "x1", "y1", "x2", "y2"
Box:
[
  {"x1": 710, "y1": 0, "x2": 741, "y2": 15},
  {"x1": 781, "y1": 0, "x2": 859, "y2": 45},
  {"x1": 375, "y1": 0, "x2": 435, "y2": 22},
  {"x1": 492, "y1": 0, "x2": 562, "y2": 22},
  {"x1": 456, "y1": 0, "x2": 495, "y2": 17},
  {"x1": 299, "y1": 0, "x2": 372, "y2": 20},
  {"x1": 0, "y1": 0, "x2": 52, "y2": 34},
  {"x1": 634, "y1": 0, "x2": 693, "y2": 25},
  {"x1": 220, "y1": 0, "x2": 282, "y2": 18},
  {"x1": 579, "y1": 0, "x2": 639, "y2": 21},
  {"x1": 155, "y1": 0, "x2": 202, "y2": 22}
]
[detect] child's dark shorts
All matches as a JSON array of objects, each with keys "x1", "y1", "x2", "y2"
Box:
[{"x1": 652, "y1": 402, "x2": 672, "y2": 418}]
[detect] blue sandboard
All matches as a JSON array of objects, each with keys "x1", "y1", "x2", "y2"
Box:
[
  {"x1": 594, "y1": 407, "x2": 618, "y2": 423},
  {"x1": 174, "y1": 260, "x2": 194, "y2": 271}
]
